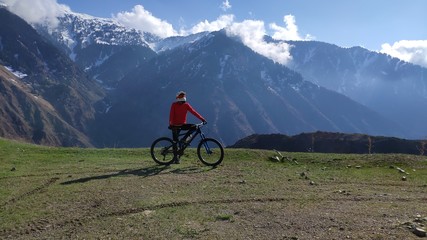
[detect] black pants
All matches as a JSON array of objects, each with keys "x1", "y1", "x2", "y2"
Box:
[
  {"x1": 170, "y1": 124, "x2": 196, "y2": 142},
  {"x1": 169, "y1": 124, "x2": 196, "y2": 154}
]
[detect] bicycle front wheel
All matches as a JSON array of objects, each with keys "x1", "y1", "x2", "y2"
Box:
[
  {"x1": 197, "y1": 138, "x2": 224, "y2": 166},
  {"x1": 150, "y1": 137, "x2": 176, "y2": 165}
]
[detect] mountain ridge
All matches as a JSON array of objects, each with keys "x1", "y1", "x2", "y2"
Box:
[{"x1": 229, "y1": 131, "x2": 427, "y2": 155}]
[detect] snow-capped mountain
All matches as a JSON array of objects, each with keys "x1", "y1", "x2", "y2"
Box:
[
  {"x1": 287, "y1": 41, "x2": 427, "y2": 138},
  {"x1": 36, "y1": 9, "x2": 214, "y2": 55},
  {"x1": 36, "y1": 11, "x2": 148, "y2": 57},
  {"x1": 35, "y1": 11, "x2": 232, "y2": 90},
  {"x1": 35, "y1": 11, "x2": 158, "y2": 89}
]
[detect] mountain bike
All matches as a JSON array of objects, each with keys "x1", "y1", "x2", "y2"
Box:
[{"x1": 150, "y1": 122, "x2": 224, "y2": 166}]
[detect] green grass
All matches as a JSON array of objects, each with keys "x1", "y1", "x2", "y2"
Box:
[{"x1": 1, "y1": 138, "x2": 426, "y2": 239}]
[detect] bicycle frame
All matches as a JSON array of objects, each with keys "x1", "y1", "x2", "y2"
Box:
[{"x1": 177, "y1": 123, "x2": 207, "y2": 152}]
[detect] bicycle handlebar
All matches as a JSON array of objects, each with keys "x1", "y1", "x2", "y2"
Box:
[{"x1": 196, "y1": 121, "x2": 207, "y2": 127}]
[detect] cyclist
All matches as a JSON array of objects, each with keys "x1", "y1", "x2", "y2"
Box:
[{"x1": 169, "y1": 91, "x2": 207, "y2": 163}]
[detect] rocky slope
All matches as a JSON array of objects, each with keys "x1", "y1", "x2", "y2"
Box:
[
  {"x1": 0, "y1": 8, "x2": 104, "y2": 146},
  {"x1": 0, "y1": 65, "x2": 91, "y2": 146}
]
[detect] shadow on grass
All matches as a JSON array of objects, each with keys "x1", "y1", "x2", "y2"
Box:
[
  {"x1": 60, "y1": 164, "x2": 216, "y2": 185},
  {"x1": 61, "y1": 165, "x2": 169, "y2": 185}
]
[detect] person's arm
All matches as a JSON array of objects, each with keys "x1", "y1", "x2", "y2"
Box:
[{"x1": 186, "y1": 103, "x2": 206, "y2": 122}]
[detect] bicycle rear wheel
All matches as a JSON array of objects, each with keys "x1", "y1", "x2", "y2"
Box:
[
  {"x1": 150, "y1": 137, "x2": 176, "y2": 165},
  {"x1": 197, "y1": 138, "x2": 224, "y2": 166}
]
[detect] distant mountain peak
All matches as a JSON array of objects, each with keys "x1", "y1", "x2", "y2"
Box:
[
  {"x1": 152, "y1": 31, "x2": 212, "y2": 53},
  {"x1": 35, "y1": 11, "x2": 150, "y2": 60}
]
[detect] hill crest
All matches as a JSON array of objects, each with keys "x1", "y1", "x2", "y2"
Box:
[{"x1": 229, "y1": 131, "x2": 427, "y2": 155}]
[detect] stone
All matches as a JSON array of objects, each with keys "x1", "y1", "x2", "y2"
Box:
[{"x1": 412, "y1": 227, "x2": 427, "y2": 237}]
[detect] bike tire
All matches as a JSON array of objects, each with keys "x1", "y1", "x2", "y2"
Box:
[
  {"x1": 197, "y1": 138, "x2": 224, "y2": 166},
  {"x1": 150, "y1": 137, "x2": 176, "y2": 165}
]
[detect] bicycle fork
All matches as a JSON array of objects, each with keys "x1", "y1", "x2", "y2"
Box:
[{"x1": 200, "y1": 132, "x2": 213, "y2": 154}]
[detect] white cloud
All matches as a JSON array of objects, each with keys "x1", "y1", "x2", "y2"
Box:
[
  {"x1": 380, "y1": 40, "x2": 427, "y2": 68},
  {"x1": 113, "y1": 5, "x2": 177, "y2": 38},
  {"x1": 183, "y1": 14, "x2": 234, "y2": 35},
  {"x1": 269, "y1": 15, "x2": 313, "y2": 41},
  {"x1": 1, "y1": 0, "x2": 68, "y2": 27},
  {"x1": 226, "y1": 20, "x2": 292, "y2": 65},
  {"x1": 221, "y1": 0, "x2": 232, "y2": 12},
  {"x1": 182, "y1": 15, "x2": 293, "y2": 65}
]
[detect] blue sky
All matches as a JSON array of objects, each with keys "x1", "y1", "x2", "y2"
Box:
[{"x1": 2, "y1": 0, "x2": 427, "y2": 67}]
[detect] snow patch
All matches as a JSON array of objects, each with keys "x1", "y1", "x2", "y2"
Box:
[
  {"x1": 105, "y1": 105, "x2": 112, "y2": 113},
  {"x1": 5, "y1": 66, "x2": 27, "y2": 79},
  {"x1": 303, "y1": 47, "x2": 316, "y2": 64},
  {"x1": 267, "y1": 86, "x2": 280, "y2": 96},
  {"x1": 218, "y1": 55, "x2": 231, "y2": 79},
  {"x1": 260, "y1": 70, "x2": 273, "y2": 85},
  {"x1": 290, "y1": 82, "x2": 303, "y2": 92}
]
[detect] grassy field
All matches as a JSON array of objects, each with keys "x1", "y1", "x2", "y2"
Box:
[{"x1": 0, "y1": 138, "x2": 426, "y2": 239}]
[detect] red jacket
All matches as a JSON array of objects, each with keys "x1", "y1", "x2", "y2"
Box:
[{"x1": 169, "y1": 101, "x2": 205, "y2": 126}]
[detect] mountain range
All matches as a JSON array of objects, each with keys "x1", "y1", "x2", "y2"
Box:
[
  {"x1": 287, "y1": 41, "x2": 427, "y2": 138},
  {"x1": 0, "y1": 7, "x2": 425, "y2": 147}
]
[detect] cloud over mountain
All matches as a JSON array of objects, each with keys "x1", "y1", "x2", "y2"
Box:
[
  {"x1": 270, "y1": 15, "x2": 313, "y2": 41},
  {"x1": 185, "y1": 14, "x2": 234, "y2": 35},
  {"x1": 380, "y1": 40, "x2": 427, "y2": 68},
  {"x1": 113, "y1": 5, "x2": 177, "y2": 38},
  {"x1": 226, "y1": 19, "x2": 293, "y2": 65},
  {"x1": 1, "y1": 0, "x2": 68, "y2": 27}
]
